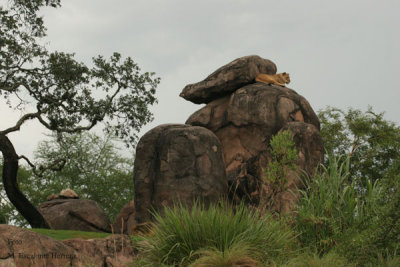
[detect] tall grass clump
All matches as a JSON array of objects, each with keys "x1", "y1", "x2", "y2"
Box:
[
  {"x1": 294, "y1": 155, "x2": 383, "y2": 255},
  {"x1": 137, "y1": 201, "x2": 296, "y2": 266},
  {"x1": 280, "y1": 251, "x2": 354, "y2": 267}
]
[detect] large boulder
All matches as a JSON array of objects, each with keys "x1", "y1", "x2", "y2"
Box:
[
  {"x1": 0, "y1": 224, "x2": 80, "y2": 267},
  {"x1": 186, "y1": 83, "x2": 323, "y2": 212},
  {"x1": 134, "y1": 124, "x2": 228, "y2": 223},
  {"x1": 39, "y1": 199, "x2": 111, "y2": 232},
  {"x1": 180, "y1": 55, "x2": 277, "y2": 104},
  {"x1": 112, "y1": 200, "x2": 136, "y2": 235}
]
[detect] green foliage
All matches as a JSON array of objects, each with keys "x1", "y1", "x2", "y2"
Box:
[
  {"x1": 1, "y1": 0, "x2": 158, "y2": 228},
  {"x1": 261, "y1": 130, "x2": 297, "y2": 210},
  {"x1": 188, "y1": 242, "x2": 260, "y2": 267},
  {"x1": 33, "y1": 132, "x2": 134, "y2": 222},
  {"x1": 318, "y1": 107, "x2": 400, "y2": 185},
  {"x1": 0, "y1": 132, "x2": 134, "y2": 226},
  {"x1": 294, "y1": 155, "x2": 383, "y2": 255},
  {"x1": 29, "y1": 228, "x2": 111, "y2": 240},
  {"x1": 136, "y1": 202, "x2": 296, "y2": 266},
  {"x1": 1, "y1": 1, "x2": 160, "y2": 146}
]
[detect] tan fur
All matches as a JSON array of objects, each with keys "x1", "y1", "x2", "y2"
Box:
[{"x1": 255, "y1": 72, "x2": 290, "y2": 87}]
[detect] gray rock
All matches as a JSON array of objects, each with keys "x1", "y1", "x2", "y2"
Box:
[
  {"x1": 39, "y1": 199, "x2": 111, "y2": 232},
  {"x1": 133, "y1": 124, "x2": 228, "y2": 223},
  {"x1": 180, "y1": 55, "x2": 277, "y2": 104},
  {"x1": 112, "y1": 200, "x2": 136, "y2": 235},
  {"x1": 186, "y1": 83, "x2": 323, "y2": 213}
]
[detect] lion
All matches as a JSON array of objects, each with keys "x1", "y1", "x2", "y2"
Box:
[{"x1": 255, "y1": 72, "x2": 290, "y2": 87}]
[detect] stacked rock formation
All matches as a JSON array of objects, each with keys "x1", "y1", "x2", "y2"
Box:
[
  {"x1": 39, "y1": 189, "x2": 112, "y2": 233},
  {"x1": 133, "y1": 55, "x2": 323, "y2": 223},
  {"x1": 184, "y1": 55, "x2": 323, "y2": 213}
]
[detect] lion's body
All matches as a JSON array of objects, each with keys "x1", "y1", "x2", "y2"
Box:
[{"x1": 255, "y1": 72, "x2": 290, "y2": 86}]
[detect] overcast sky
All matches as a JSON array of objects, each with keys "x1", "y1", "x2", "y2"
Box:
[{"x1": 1, "y1": 0, "x2": 399, "y2": 159}]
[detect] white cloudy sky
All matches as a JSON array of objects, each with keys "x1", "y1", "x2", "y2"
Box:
[{"x1": 1, "y1": 0, "x2": 399, "y2": 159}]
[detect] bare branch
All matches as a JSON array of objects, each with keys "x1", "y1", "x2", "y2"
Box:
[
  {"x1": 18, "y1": 154, "x2": 66, "y2": 177},
  {"x1": 0, "y1": 112, "x2": 41, "y2": 135}
]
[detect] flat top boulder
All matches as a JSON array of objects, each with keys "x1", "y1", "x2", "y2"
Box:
[
  {"x1": 180, "y1": 55, "x2": 277, "y2": 104},
  {"x1": 39, "y1": 199, "x2": 111, "y2": 233}
]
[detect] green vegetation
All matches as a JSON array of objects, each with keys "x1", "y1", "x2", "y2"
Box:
[
  {"x1": 0, "y1": 132, "x2": 133, "y2": 227},
  {"x1": 261, "y1": 129, "x2": 298, "y2": 211},
  {"x1": 318, "y1": 106, "x2": 400, "y2": 186},
  {"x1": 134, "y1": 202, "x2": 296, "y2": 266},
  {"x1": 33, "y1": 132, "x2": 134, "y2": 223},
  {"x1": 132, "y1": 114, "x2": 399, "y2": 266},
  {"x1": 0, "y1": 0, "x2": 158, "y2": 228},
  {"x1": 29, "y1": 228, "x2": 111, "y2": 240}
]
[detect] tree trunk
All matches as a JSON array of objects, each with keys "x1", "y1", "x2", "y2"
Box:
[{"x1": 0, "y1": 134, "x2": 50, "y2": 228}]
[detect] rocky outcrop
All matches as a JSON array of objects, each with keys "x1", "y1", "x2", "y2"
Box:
[
  {"x1": 0, "y1": 225, "x2": 135, "y2": 267},
  {"x1": 133, "y1": 124, "x2": 227, "y2": 223},
  {"x1": 187, "y1": 83, "x2": 321, "y2": 185},
  {"x1": 112, "y1": 200, "x2": 136, "y2": 235},
  {"x1": 63, "y1": 234, "x2": 135, "y2": 267},
  {"x1": 262, "y1": 122, "x2": 324, "y2": 213},
  {"x1": 131, "y1": 55, "x2": 322, "y2": 216},
  {"x1": 39, "y1": 199, "x2": 111, "y2": 232},
  {"x1": 183, "y1": 57, "x2": 324, "y2": 213},
  {"x1": 180, "y1": 55, "x2": 277, "y2": 104}
]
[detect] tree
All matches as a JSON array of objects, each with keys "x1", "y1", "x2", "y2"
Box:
[
  {"x1": 0, "y1": 159, "x2": 33, "y2": 226},
  {"x1": 0, "y1": 0, "x2": 159, "y2": 228},
  {"x1": 1, "y1": 132, "x2": 134, "y2": 227},
  {"x1": 318, "y1": 106, "x2": 400, "y2": 186},
  {"x1": 34, "y1": 132, "x2": 134, "y2": 223}
]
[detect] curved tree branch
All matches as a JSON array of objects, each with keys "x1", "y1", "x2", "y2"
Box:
[
  {"x1": 18, "y1": 154, "x2": 66, "y2": 177},
  {"x1": 0, "y1": 112, "x2": 41, "y2": 135},
  {"x1": 0, "y1": 133, "x2": 50, "y2": 228}
]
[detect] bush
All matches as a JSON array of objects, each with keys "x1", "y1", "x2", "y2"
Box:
[
  {"x1": 136, "y1": 201, "x2": 296, "y2": 266},
  {"x1": 294, "y1": 155, "x2": 383, "y2": 255}
]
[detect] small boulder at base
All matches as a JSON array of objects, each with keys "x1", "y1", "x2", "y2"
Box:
[
  {"x1": 180, "y1": 55, "x2": 277, "y2": 104},
  {"x1": 133, "y1": 124, "x2": 228, "y2": 223},
  {"x1": 39, "y1": 199, "x2": 111, "y2": 232},
  {"x1": 112, "y1": 200, "x2": 136, "y2": 235}
]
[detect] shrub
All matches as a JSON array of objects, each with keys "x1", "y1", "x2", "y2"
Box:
[
  {"x1": 137, "y1": 201, "x2": 296, "y2": 266},
  {"x1": 294, "y1": 155, "x2": 383, "y2": 255}
]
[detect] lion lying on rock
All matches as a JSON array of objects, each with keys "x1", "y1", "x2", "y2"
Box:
[{"x1": 255, "y1": 72, "x2": 290, "y2": 87}]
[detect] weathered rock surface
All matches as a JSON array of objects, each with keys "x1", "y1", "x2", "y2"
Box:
[
  {"x1": 63, "y1": 234, "x2": 135, "y2": 267},
  {"x1": 39, "y1": 199, "x2": 111, "y2": 232},
  {"x1": 186, "y1": 83, "x2": 323, "y2": 211},
  {"x1": 134, "y1": 124, "x2": 228, "y2": 223},
  {"x1": 180, "y1": 55, "x2": 277, "y2": 104},
  {"x1": 0, "y1": 224, "x2": 80, "y2": 267},
  {"x1": 264, "y1": 122, "x2": 324, "y2": 213},
  {"x1": 112, "y1": 200, "x2": 136, "y2": 235},
  {"x1": 0, "y1": 225, "x2": 136, "y2": 267}
]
